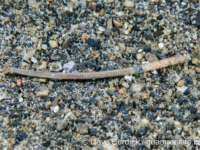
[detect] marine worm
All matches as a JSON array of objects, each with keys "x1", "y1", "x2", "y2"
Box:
[{"x1": 3, "y1": 54, "x2": 191, "y2": 80}]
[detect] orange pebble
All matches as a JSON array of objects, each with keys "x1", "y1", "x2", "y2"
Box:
[{"x1": 17, "y1": 79, "x2": 22, "y2": 86}]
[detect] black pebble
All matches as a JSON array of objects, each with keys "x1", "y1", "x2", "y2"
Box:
[
  {"x1": 166, "y1": 123, "x2": 174, "y2": 131},
  {"x1": 143, "y1": 46, "x2": 151, "y2": 52},
  {"x1": 119, "y1": 106, "x2": 128, "y2": 114},
  {"x1": 16, "y1": 131, "x2": 27, "y2": 141},
  {"x1": 177, "y1": 98, "x2": 186, "y2": 105},
  {"x1": 143, "y1": 31, "x2": 153, "y2": 41},
  {"x1": 190, "y1": 106, "x2": 197, "y2": 114},
  {"x1": 183, "y1": 89, "x2": 190, "y2": 95},
  {"x1": 136, "y1": 127, "x2": 146, "y2": 137},
  {"x1": 86, "y1": 38, "x2": 99, "y2": 47},
  {"x1": 53, "y1": 82, "x2": 61, "y2": 89},
  {"x1": 42, "y1": 140, "x2": 51, "y2": 147},
  {"x1": 89, "y1": 128, "x2": 97, "y2": 136},
  {"x1": 89, "y1": 97, "x2": 98, "y2": 105},
  {"x1": 190, "y1": 96, "x2": 197, "y2": 103}
]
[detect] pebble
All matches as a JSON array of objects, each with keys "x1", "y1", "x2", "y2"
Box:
[
  {"x1": 76, "y1": 123, "x2": 89, "y2": 134},
  {"x1": 131, "y1": 83, "x2": 145, "y2": 92},
  {"x1": 172, "y1": 72, "x2": 181, "y2": 82},
  {"x1": 195, "y1": 67, "x2": 200, "y2": 73},
  {"x1": 86, "y1": 38, "x2": 99, "y2": 47},
  {"x1": 124, "y1": 0, "x2": 134, "y2": 7},
  {"x1": 145, "y1": 53, "x2": 158, "y2": 62},
  {"x1": 109, "y1": 56, "x2": 115, "y2": 60},
  {"x1": 163, "y1": 29, "x2": 171, "y2": 35},
  {"x1": 35, "y1": 86, "x2": 49, "y2": 97},
  {"x1": 107, "y1": 19, "x2": 113, "y2": 29},
  {"x1": 38, "y1": 61, "x2": 47, "y2": 70},
  {"x1": 143, "y1": 93, "x2": 148, "y2": 99},
  {"x1": 91, "y1": 50, "x2": 98, "y2": 55},
  {"x1": 41, "y1": 44, "x2": 48, "y2": 50},
  {"x1": 177, "y1": 80, "x2": 185, "y2": 87},
  {"x1": 136, "y1": 53, "x2": 143, "y2": 60},
  {"x1": 118, "y1": 43, "x2": 126, "y2": 50},
  {"x1": 183, "y1": 126, "x2": 188, "y2": 132},
  {"x1": 30, "y1": 57, "x2": 38, "y2": 63},
  {"x1": 177, "y1": 86, "x2": 188, "y2": 93},
  {"x1": 124, "y1": 75, "x2": 132, "y2": 81},
  {"x1": 158, "y1": 42, "x2": 164, "y2": 49},
  {"x1": 99, "y1": 9, "x2": 104, "y2": 16},
  {"x1": 113, "y1": 20, "x2": 123, "y2": 28},
  {"x1": 122, "y1": 82, "x2": 129, "y2": 89},
  {"x1": 50, "y1": 62, "x2": 63, "y2": 72},
  {"x1": 63, "y1": 61, "x2": 75, "y2": 72},
  {"x1": 57, "y1": 120, "x2": 68, "y2": 131},
  {"x1": 118, "y1": 88, "x2": 127, "y2": 94},
  {"x1": 81, "y1": 33, "x2": 87, "y2": 40},
  {"x1": 49, "y1": 40, "x2": 58, "y2": 48},
  {"x1": 62, "y1": 39, "x2": 71, "y2": 49}
]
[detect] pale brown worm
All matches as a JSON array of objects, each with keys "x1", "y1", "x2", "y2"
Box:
[{"x1": 3, "y1": 54, "x2": 191, "y2": 80}]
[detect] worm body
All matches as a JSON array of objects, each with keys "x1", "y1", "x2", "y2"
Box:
[{"x1": 3, "y1": 54, "x2": 190, "y2": 80}]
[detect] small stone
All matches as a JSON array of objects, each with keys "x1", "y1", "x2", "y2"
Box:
[
  {"x1": 99, "y1": 101, "x2": 103, "y2": 105},
  {"x1": 57, "y1": 120, "x2": 68, "y2": 131},
  {"x1": 113, "y1": 20, "x2": 123, "y2": 28},
  {"x1": 124, "y1": 75, "x2": 132, "y2": 81},
  {"x1": 183, "y1": 126, "x2": 188, "y2": 132},
  {"x1": 50, "y1": 62, "x2": 62, "y2": 72},
  {"x1": 109, "y1": 56, "x2": 115, "y2": 60},
  {"x1": 118, "y1": 88, "x2": 126, "y2": 95},
  {"x1": 177, "y1": 80, "x2": 185, "y2": 87},
  {"x1": 145, "y1": 53, "x2": 158, "y2": 62},
  {"x1": 136, "y1": 53, "x2": 143, "y2": 60},
  {"x1": 81, "y1": 33, "x2": 87, "y2": 40},
  {"x1": 122, "y1": 82, "x2": 129, "y2": 89},
  {"x1": 35, "y1": 86, "x2": 49, "y2": 97},
  {"x1": 38, "y1": 61, "x2": 47, "y2": 70},
  {"x1": 77, "y1": 123, "x2": 89, "y2": 134},
  {"x1": 131, "y1": 83, "x2": 145, "y2": 92},
  {"x1": 152, "y1": 13, "x2": 159, "y2": 17},
  {"x1": 63, "y1": 61, "x2": 75, "y2": 72},
  {"x1": 41, "y1": 44, "x2": 48, "y2": 50},
  {"x1": 86, "y1": 38, "x2": 99, "y2": 47},
  {"x1": 91, "y1": 50, "x2": 98, "y2": 55},
  {"x1": 177, "y1": 86, "x2": 188, "y2": 93},
  {"x1": 99, "y1": 9, "x2": 104, "y2": 16},
  {"x1": 163, "y1": 29, "x2": 171, "y2": 35},
  {"x1": 158, "y1": 43, "x2": 164, "y2": 49},
  {"x1": 195, "y1": 67, "x2": 200, "y2": 73},
  {"x1": 62, "y1": 39, "x2": 71, "y2": 49},
  {"x1": 49, "y1": 40, "x2": 58, "y2": 48},
  {"x1": 124, "y1": 0, "x2": 134, "y2": 7},
  {"x1": 107, "y1": 19, "x2": 113, "y2": 29},
  {"x1": 30, "y1": 57, "x2": 37, "y2": 63},
  {"x1": 143, "y1": 93, "x2": 148, "y2": 99},
  {"x1": 52, "y1": 105, "x2": 59, "y2": 113},
  {"x1": 118, "y1": 43, "x2": 126, "y2": 50}
]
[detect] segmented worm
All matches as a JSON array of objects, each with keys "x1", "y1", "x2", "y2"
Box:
[{"x1": 3, "y1": 54, "x2": 191, "y2": 80}]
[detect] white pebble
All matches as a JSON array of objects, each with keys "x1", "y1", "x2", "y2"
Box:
[
  {"x1": 64, "y1": 111, "x2": 72, "y2": 120},
  {"x1": 173, "y1": 71, "x2": 181, "y2": 82},
  {"x1": 124, "y1": 75, "x2": 132, "y2": 81},
  {"x1": 63, "y1": 61, "x2": 75, "y2": 72},
  {"x1": 41, "y1": 44, "x2": 48, "y2": 50},
  {"x1": 52, "y1": 105, "x2": 59, "y2": 113},
  {"x1": 158, "y1": 43, "x2": 164, "y2": 49},
  {"x1": 177, "y1": 86, "x2": 188, "y2": 93},
  {"x1": 31, "y1": 57, "x2": 38, "y2": 63},
  {"x1": 136, "y1": 53, "x2": 143, "y2": 60}
]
